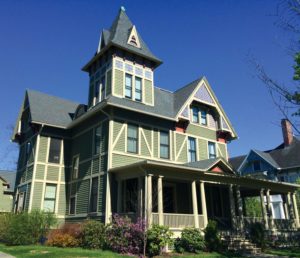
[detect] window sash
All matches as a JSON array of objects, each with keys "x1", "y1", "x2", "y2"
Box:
[
  {"x1": 208, "y1": 142, "x2": 216, "y2": 159},
  {"x1": 200, "y1": 110, "x2": 207, "y2": 125},
  {"x1": 160, "y1": 131, "x2": 169, "y2": 159},
  {"x1": 48, "y1": 138, "x2": 61, "y2": 164},
  {"x1": 135, "y1": 77, "x2": 142, "y2": 101},
  {"x1": 127, "y1": 125, "x2": 138, "y2": 153},
  {"x1": 125, "y1": 74, "x2": 132, "y2": 98},
  {"x1": 188, "y1": 137, "x2": 197, "y2": 162},
  {"x1": 43, "y1": 184, "x2": 56, "y2": 212},
  {"x1": 192, "y1": 107, "x2": 199, "y2": 123}
]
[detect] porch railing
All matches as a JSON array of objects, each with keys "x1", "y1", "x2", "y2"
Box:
[
  {"x1": 273, "y1": 219, "x2": 294, "y2": 230},
  {"x1": 153, "y1": 213, "x2": 203, "y2": 228}
]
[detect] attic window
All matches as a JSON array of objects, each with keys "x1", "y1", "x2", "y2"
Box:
[
  {"x1": 127, "y1": 25, "x2": 141, "y2": 48},
  {"x1": 129, "y1": 36, "x2": 137, "y2": 46}
]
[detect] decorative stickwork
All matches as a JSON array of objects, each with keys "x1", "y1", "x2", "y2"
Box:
[
  {"x1": 125, "y1": 63, "x2": 133, "y2": 73},
  {"x1": 195, "y1": 84, "x2": 214, "y2": 104},
  {"x1": 221, "y1": 116, "x2": 230, "y2": 130},
  {"x1": 115, "y1": 59, "x2": 124, "y2": 70},
  {"x1": 135, "y1": 67, "x2": 143, "y2": 77},
  {"x1": 145, "y1": 70, "x2": 152, "y2": 80},
  {"x1": 180, "y1": 106, "x2": 189, "y2": 118}
]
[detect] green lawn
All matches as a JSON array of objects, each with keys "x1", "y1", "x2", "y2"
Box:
[
  {"x1": 0, "y1": 244, "x2": 128, "y2": 258},
  {"x1": 265, "y1": 248, "x2": 300, "y2": 257}
]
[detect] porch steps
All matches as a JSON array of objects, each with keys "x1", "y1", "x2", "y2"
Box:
[{"x1": 221, "y1": 233, "x2": 261, "y2": 254}]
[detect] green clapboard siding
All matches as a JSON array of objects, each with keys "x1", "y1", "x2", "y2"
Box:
[
  {"x1": 100, "y1": 155, "x2": 107, "y2": 172},
  {"x1": 38, "y1": 137, "x2": 48, "y2": 162},
  {"x1": 26, "y1": 165, "x2": 34, "y2": 181},
  {"x1": 178, "y1": 141, "x2": 187, "y2": 163},
  {"x1": 144, "y1": 79, "x2": 153, "y2": 104},
  {"x1": 76, "y1": 179, "x2": 90, "y2": 214},
  {"x1": 198, "y1": 139, "x2": 208, "y2": 160},
  {"x1": 98, "y1": 175, "x2": 105, "y2": 213},
  {"x1": 58, "y1": 184, "x2": 66, "y2": 215},
  {"x1": 114, "y1": 69, "x2": 124, "y2": 96},
  {"x1": 79, "y1": 161, "x2": 91, "y2": 178},
  {"x1": 112, "y1": 154, "x2": 143, "y2": 168},
  {"x1": 186, "y1": 124, "x2": 217, "y2": 141},
  {"x1": 153, "y1": 130, "x2": 158, "y2": 158},
  {"x1": 35, "y1": 164, "x2": 46, "y2": 180},
  {"x1": 141, "y1": 128, "x2": 151, "y2": 157},
  {"x1": 92, "y1": 157, "x2": 100, "y2": 174},
  {"x1": 113, "y1": 121, "x2": 125, "y2": 152},
  {"x1": 24, "y1": 183, "x2": 31, "y2": 211},
  {"x1": 218, "y1": 143, "x2": 227, "y2": 160},
  {"x1": 106, "y1": 70, "x2": 112, "y2": 96},
  {"x1": 47, "y1": 166, "x2": 59, "y2": 181},
  {"x1": 31, "y1": 182, "x2": 43, "y2": 210},
  {"x1": 175, "y1": 133, "x2": 187, "y2": 162},
  {"x1": 72, "y1": 130, "x2": 93, "y2": 160}
]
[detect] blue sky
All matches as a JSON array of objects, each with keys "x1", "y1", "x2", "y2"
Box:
[{"x1": 0, "y1": 0, "x2": 296, "y2": 170}]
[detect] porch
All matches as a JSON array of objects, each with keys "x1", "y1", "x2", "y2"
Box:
[{"x1": 109, "y1": 159, "x2": 300, "y2": 232}]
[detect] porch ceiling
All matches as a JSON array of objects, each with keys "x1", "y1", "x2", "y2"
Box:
[{"x1": 109, "y1": 160, "x2": 299, "y2": 193}]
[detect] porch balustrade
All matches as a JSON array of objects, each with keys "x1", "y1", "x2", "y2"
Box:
[{"x1": 152, "y1": 213, "x2": 204, "y2": 228}]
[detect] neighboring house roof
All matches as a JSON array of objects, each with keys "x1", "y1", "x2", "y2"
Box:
[
  {"x1": 0, "y1": 170, "x2": 16, "y2": 193},
  {"x1": 230, "y1": 136, "x2": 300, "y2": 173},
  {"x1": 184, "y1": 157, "x2": 234, "y2": 173}
]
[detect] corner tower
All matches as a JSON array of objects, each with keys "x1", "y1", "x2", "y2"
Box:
[{"x1": 82, "y1": 7, "x2": 162, "y2": 108}]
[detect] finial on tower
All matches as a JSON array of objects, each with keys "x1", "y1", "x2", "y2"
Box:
[{"x1": 120, "y1": 6, "x2": 126, "y2": 12}]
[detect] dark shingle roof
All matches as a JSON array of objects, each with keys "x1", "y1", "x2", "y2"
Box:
[
  {"x1": 27, "y1": 90, "x2": 79, "y2": 128},
  {"x1": 0, "y1": 170, "x2": 16, "y2": 192},
  {"x1": 184, "y1": 158, "x2": 221, "y2": 170},
  {"x1": 253, "y1": 150, "x2": 279, "y2": 168},
  {"x1": 229, "y1": 155, "x2": 246, "y2": 170}
]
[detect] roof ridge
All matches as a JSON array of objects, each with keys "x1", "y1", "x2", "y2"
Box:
[
  {"x1": 173, "y1": 77, "x2": 202, "y2": 93},
  {"x1": 154, "y1": 86, "x2": 173, "y2": 94}
]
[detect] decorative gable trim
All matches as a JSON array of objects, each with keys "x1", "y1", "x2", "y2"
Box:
[{"x1": 127, "y1": 25, "x2": 141, "y2": 48}]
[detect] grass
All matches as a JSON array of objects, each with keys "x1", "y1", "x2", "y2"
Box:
[
  {"x1": 0, "y1": 244, "x2": 129, "y2": 258},
  {"x1": 265, "y1": 247, "x2": 300, "y2": 257}
]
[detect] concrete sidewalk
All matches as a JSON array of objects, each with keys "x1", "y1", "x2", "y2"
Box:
[{"x1": 0, "y1": 252, "x2": 14, "y2": 258}]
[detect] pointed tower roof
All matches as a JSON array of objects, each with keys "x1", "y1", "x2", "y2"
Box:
[{"x1": 83, "y1": 7, "x2": 162, "y2": 71}]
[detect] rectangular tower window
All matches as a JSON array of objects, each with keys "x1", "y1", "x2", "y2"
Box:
[
  {"x1": 69, "y1": 196, "x2": 76, "y2": 215},
  {"x1": 188, "y1": 137, "x2": 197, "y2": 162},
  {"x1": 94, "y1": 126, "x2": 101, "y2": 155},
  {"x1": 160, "y1": 131, "x2": 169, "y2": 159},
  {"x1": 208, "y1": 142, "x2": 216, "y2": 159},
  {"x1": 135, "y1": 77, "x2": 142, "y2": 101},
  {"x1": 72, "y1": 156, "x2": 79, "y2": 180},
  {"x1": 25, "y1": 141, "x2": 32, "y2": 163},
  {"x1": 200, "y1": 109, "x2": 207, "y2": 125},
  {"x1": 125, "y1": 74, "x2": 133, "y2": 99},
  {"x1": 89, "y1": 177, "x2": 98, "y2": 212},
  {"x1": 48, "y1": 138, "x2": 61, "y2": 164},
  {"x1": 43, "y1": 184, "x2": 57, "y2": 213},
  {"x1": 127, "y1": 124, "x2": 138, "y2": 153},
  {"x1": 100, "y1": 75, "x2": 106, "y2": 101},
  {"x1": 192, "y1": 107, "x2": 199, "y2": 123},
  {"x1": 94, "y1": 80, "x2": 100, "y2": 104}
]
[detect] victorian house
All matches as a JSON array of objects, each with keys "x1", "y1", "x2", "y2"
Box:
[{"x1": 12, "y1": 8, "x2": 299, "y2": 234}]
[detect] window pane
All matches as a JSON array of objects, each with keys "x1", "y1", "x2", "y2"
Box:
[
  {"x1": 160, "y1": 146, "x2": 169, "y2": 159},
  {"x1": 128, "y1": 139, "x2": 137, "y2": 153},
  {"x1": 127, "y1": 125, "x2": 138, "y2": 153},
  {"x1": 189, "y1": 138, "x2": 196, "y2": 151},
  {"x1": 208, "y1": 142, "x2": 216, "y2": 159},
  {"x1": 135, "y1": 77, "x2": 142, "y2": 90},
  {"x1": 94, "y1": 126, "x2": 101, "y2": 154},
  {"x1": 192, "y1": 107, "x2": 199, "y2": 123},
  {"x1": 125, "y1": 74, "x2": 132, "y2": 98},
  {"x1": 135, "y1": 92, "x2": 141, "y2": 101},
  {"x1": 128, "y1": 125, "x2": 138, "y2": 138},
  {"x1": 45, "y1": 185, "x2": 56, "y2": 199},
  {"x1": 190, "y1": 152, "x2": 196, "y2": 162},
  {"x1": 43, "y1": 200, "x2": 55, "y2": 212},
  {"x1": 48, "y1": 138, "x2": 61, "y2": 163},
  {"x1": 70, "y1": 197, "x2": 75, "y2": 215},
  {"x1": 200, "y1": 110, "x2": 207, "y2": 125},
  {"x1": 188, "y1": 137, "x2": 197, "y2": 162},
  {"x1": 160, "y1": 132, "x2": 169, "y2": 145},
  {"x1": 90, "y1": 177, "x2": 98, "y2": 212}
]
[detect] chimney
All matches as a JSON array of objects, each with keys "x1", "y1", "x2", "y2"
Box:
[{"x1": 281, "y1": 119, "x2": 293, "y2": 147}]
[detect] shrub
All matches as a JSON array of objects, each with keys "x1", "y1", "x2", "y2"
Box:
[
  {"x1": 146, "y1": 224, "x2": 173, "y2": 257},
  {"x1": 249, "y1": 222, "x2": 266, "y2": 249},
  {"x1": 47, "y1": 232, "x2": 80, "y2": 247},
  {"x1": 60, "y1": 223, "x2": 82, "y2": 239},
  {"x1": 204, "y1": 220, "x2": 221, "y2": 252},
  {"x1": 106, "y1": 214, "x2": 145, "y2": 255},
  {"x1": 174, "y1": 228, "x2": 205, "y2": 253},
  {"x1": 4, "y1": 210, "x2": 56, "y2": 246},
  {"x1": 81, "y1": 220, "x2": 107, "y2": 249},
  {"x1": 0, "y1": 213, "x2": 12, "y2": 242}
]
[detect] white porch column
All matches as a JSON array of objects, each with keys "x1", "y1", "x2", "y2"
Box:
[
  {"x1": 236, "y1": 186, "x2": 244, "y2": 232},
  {"x1": 200, "y1": 181, "x2": 208, "y2": 228},
  {"x1": 147, "y1": 174, "x2": 153, "y2": 227},
  {"x1": 158, "y1": 176, "x2": 164, "y2": 225},
  {"x1": 105, "y1": 173, "x2": 112, "y2": 224},
  {"x1": 192, "y1": 180, "x2": 199, "y2": 228},
  {"x1": 260, "y1": 189, "x2": 269, "y2": 230},
  {"x1": 137, "y1": 177, "x2": 143, "y2": 218},
  {"x1": 292, "y1": 192, "x2": 300, "y2": 228},
  {"x1": 117, "y1": 180, "x2": 122, "y2": 213},
  {"x1": 266, "y1": 189, "x2": 274, "y2": 230},
  {"x1": 229, "y1": 184, "x2": 236, "y2": 229}
]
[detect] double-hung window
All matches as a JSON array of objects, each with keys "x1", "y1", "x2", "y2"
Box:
[
  {"x1": 94, "y1": 126, "x2": 101, "y2": 155},
  {"x1": 135, "y1": 77, "x2": 142, "y2": 101},
  {"x1": 48, "y1": 138, "x2": 61, "y2": 164},
  {"x1": 125, "y1": 74, "x2": 133, "y2": 99},
  {"x1": 100, "y1": 75, "x2": 105, "y2": 101},
  {"x1": 127, "y1": 124, "x2": 138, "y2": 153},
  {"x1": 89, "y1": 177, "x2": 98, "y2": 212},
  {"x1": 188, "y1": 137, "x2": 197, "y2": 162},
  {"x1": 200, "y1": 109, "x2": 207, "y2": 125},
  {"x1": 160, "y1": 131, "x2": 169, "y2": 159},
  {"x1": 72, "y1": 156, "x2": 79, "y2": 180},
  {"x1": 43, "y1": 184, "x2": 57, "y2": 212},
  {"x1": 208, "y1": 142, "x2": 216, "y2": 159},
  {"x1": 192, "y1": 107, "x2": 199, "y2": 123}
]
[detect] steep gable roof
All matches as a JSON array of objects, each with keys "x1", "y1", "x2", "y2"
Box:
[{"x1": 0, "y1": 170, "x2": 16, "y2": 192}]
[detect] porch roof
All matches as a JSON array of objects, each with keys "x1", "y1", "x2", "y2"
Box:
[{"x1": 109, "y1": 159, "x2": 300, "y2": 194}]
